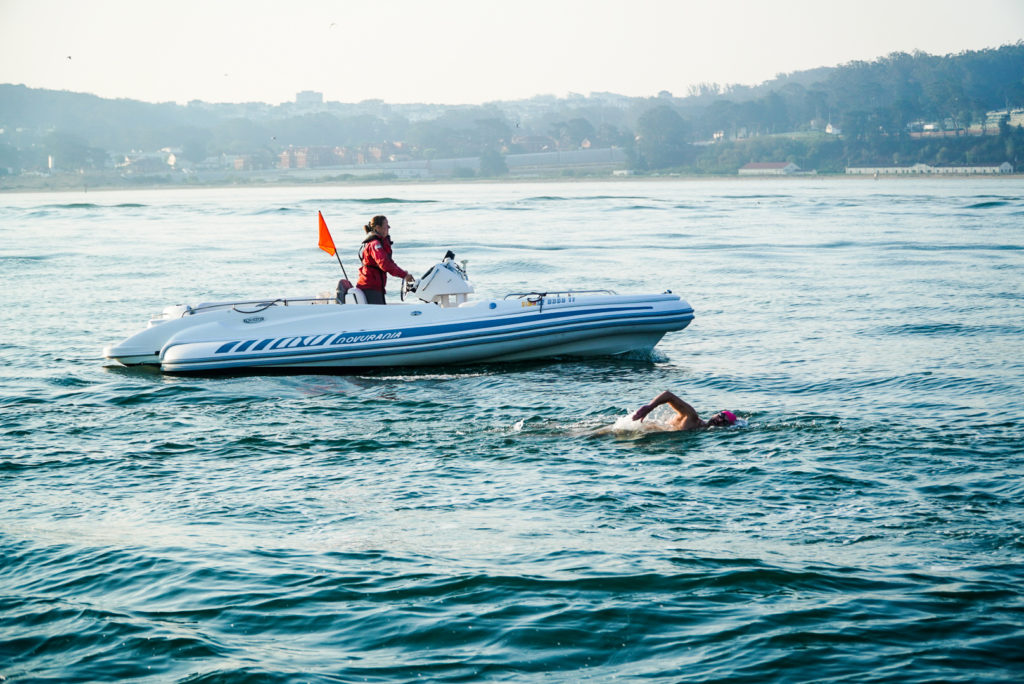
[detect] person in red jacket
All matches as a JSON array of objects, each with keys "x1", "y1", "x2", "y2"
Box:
[{"x1": 357, "y1": 215, "x2": 415, "y2": 304}]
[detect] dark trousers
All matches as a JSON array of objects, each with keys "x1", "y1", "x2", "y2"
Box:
[{"x1": 364, "y1": 289, "x2": 386, "y2": 305}]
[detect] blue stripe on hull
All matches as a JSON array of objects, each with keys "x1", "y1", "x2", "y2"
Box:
[
  {"x1": 162, "y1": 309, "x2": 693, "y2": 371},
  {"x1": 211, "y1": 304, "x2": 658, "y2": 357}
]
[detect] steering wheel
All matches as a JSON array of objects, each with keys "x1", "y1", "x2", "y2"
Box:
[
  {"x1": 400, "y1": 277, "x2": 415, "y2": 302},
  {"x1": 401, "y1": 263, "x2": 435, "y2": 302}
]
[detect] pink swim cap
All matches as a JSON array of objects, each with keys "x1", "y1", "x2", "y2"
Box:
[{"x1": 719, "y1": 410, "x2": 737, "y2": 425}]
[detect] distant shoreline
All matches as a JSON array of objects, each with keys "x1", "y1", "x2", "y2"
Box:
[{"x1": 3, "y1": 172, "x2": 1021, "y2": 195}]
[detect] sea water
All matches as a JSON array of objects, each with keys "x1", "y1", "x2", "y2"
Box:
[{"x1": 1, "y1": 178, "x2": 1023, "y2": 682}]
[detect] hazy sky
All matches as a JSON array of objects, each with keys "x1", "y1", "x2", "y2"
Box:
[{"x1": 2, "y1": 0, "x2": 1022, "y2": 105}]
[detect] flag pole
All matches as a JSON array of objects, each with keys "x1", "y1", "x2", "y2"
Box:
[{"x1": 334, "y1": 250, "x2": 349, "y2": 280}]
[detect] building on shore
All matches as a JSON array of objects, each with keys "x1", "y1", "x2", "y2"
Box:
[
  {"x1": 739, "y1": 162, "x2": 801, "y2": 175},
  {"x1": 270, "y1": 146, "x2": 626, "y2": 178},
  {"x1": 846, "y1": 162, "x2": 1014, "y2": 176}
]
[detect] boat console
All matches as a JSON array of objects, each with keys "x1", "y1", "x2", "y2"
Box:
[{"x1": 405, "y1": 250, "x2": 474, "y2": 307}]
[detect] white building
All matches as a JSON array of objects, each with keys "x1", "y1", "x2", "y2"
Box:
[
  {"x1": 846, "y1": 162, "x2": 1013, "y2": 175},
  {"x1": 739, "y1": 162, "x2": 801, "y2": 175}
]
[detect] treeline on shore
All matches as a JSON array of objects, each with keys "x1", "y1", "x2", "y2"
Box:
[
  {"x1": 687, "y1": 125, "x2": 1024, "y2": 175},
  {"x1": 1, "y1": 42, "x2": 1022, "y2": 184}
]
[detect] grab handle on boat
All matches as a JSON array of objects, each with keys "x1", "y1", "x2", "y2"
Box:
[
  {"x1": 233, "y1": 299, "x2": 283, "y2": 314},
  {"x1": 526, "y1": 293, "x2": 546, "y2": 312}
]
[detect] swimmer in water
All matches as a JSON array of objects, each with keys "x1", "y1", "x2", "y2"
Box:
[{"x1": 632, "y1": 391, "x2": 738, "y2": 431}]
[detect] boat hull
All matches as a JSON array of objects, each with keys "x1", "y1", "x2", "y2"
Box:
[{"x1": 105, "y1": 293, "x2": 694, "y2": 373}]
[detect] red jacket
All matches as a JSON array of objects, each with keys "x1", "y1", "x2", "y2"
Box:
[{"x1": 357, "y1": 235, "x2": 408, "y2": 293}]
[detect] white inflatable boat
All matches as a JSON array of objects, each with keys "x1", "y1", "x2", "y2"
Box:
[{"x1": 104, "y1": 252, "x2": 695, "y2": 373}]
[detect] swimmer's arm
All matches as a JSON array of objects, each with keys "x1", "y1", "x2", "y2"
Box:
[{"x1": 633, "y1": 391, "x2": 700, "y2": 425}]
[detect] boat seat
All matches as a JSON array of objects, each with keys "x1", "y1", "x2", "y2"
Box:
[{"x1": 346, "y1": 287, "x2": 368, "y2": 305}]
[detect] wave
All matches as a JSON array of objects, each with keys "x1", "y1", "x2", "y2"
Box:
[
  {"x1": 100, "y1": 384, "x2": 258, "y2": 407},
  {"x1": 873, "y1": 322, "x2": 1024, "y2": 337},
  {"x1": 617, "y1": 347, "x2": 670, "y2": 363},
  {"x1": 0, "y1": 254, "x2": 51, "y2": 262},
  {"x1": 451, "y1": 242, "x2": 574, "y2": 251},
  {"x1": 872, "y1": 242, "x2": 1023, "y2": 252},
  {"x1": 35, "y1": 202, "x2": 149, "y2": 210},
  {"x1": 966, "y1": 200, "x2": 1013, "y2": 209},
  {"x1": 516, "y1": 195, "x2": 650, "y2": 203},
  {"x1": 491, "y1": 205, "x2": 534, "y2": 211},
  {"x1": 311, "y1": 197, "x2": 438, "y2": 205},
  {"x1": 606, "y1": 204, "x2": 667, "y2": 211},
  {"x1": 7, "y1": 537, "x2": 1019, "y2": 682},
  {"x1": 717, "y1": 194, "x2": 792, "y2": 200},
  {"x1": 44, "y1": 202, "x2": 102, "y2": 209},
  {"x1": 249, "y1": 206, "x2": 302, "y2": 215},
  {"x1": 475, "y1": 259, "x2": 558, "y2": 273},
  {"x1": 720, "y1": 367, "x2": 1011, "y2": 398}
]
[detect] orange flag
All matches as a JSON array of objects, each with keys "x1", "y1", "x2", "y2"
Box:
[{"x1": 317, "y1": 211, "x2": 336, "y2": 256}]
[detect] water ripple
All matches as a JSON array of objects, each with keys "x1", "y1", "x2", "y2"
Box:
[{"x1": 2, "y1": 179, "x2": 1024, "y2": 682}]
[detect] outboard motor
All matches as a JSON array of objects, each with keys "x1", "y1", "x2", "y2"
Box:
[{"x1": 409, "y1": 251, "x2": 474, "y2": 307}]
